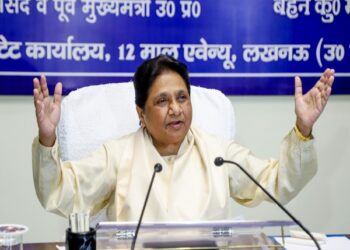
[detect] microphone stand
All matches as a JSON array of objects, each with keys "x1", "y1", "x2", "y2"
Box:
[
  {"x1": 214, "y1": 157, "x2": 321, "y2": 250},
  {"x1": 131, "y1": 163, "x2": 162, "y2": 250}
]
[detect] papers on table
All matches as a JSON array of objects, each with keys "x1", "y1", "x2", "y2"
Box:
[{"x1": 274, "y1": 236, "x2": 350, "y2": 250}]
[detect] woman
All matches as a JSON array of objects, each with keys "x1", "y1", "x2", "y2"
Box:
[{"x1": 32, "y1": 55, "x2": 334, "y2": 221}]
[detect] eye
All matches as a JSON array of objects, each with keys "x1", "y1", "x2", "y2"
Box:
[
  {"x1": 156, "y1": 97, "x2": 168, "y2": 106},
  {"x1": 177, "y1": 93, "x2": 188, "y2": 103}
]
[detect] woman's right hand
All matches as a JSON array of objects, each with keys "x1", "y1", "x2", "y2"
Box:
[{"x1": 33, "y1": 75, "x2": 62, "y2": 147}]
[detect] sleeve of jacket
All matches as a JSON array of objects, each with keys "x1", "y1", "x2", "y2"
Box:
[
  {"x1": 227, "y1": 129, "x2": 317, "y2": 207},
  {"x1": 32, "y1": 137, "x2": 118, "y2": 218}
]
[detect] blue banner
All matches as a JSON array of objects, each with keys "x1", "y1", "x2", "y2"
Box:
[{"x1": 1, "y1": 0, "x2": 349, "y2": 95}]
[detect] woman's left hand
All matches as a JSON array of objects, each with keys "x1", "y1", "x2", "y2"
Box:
[{"x1": 294, "y1": 68, "x2": 335, "y2": 137}]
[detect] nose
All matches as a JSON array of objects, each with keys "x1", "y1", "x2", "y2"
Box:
[{"x1": 169, "y1": 101, "x2": 181, "y2": 116}]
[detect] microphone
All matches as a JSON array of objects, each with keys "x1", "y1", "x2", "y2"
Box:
[
  {"x1": 214, "y1": 157, "x2": 321, "y2": 250},
  {"x1": 131, "y1": 163, "x2": 162, "y2": 250}
]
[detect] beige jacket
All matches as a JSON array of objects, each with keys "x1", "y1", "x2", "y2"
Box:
[{"x1": 32, "y1": 126, "x2": 317, "y2": 221}]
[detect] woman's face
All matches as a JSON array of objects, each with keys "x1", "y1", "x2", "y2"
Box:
[{"x1": 137, "y1": 70, "x2": 192, "y2": 155}]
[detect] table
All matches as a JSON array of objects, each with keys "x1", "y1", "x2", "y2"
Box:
[
  {"x1": 23, "y1": 235, "x2": 350, "y2": 249},
  {"x1": 24, "y1": 242, "x2": 61, "y2": 250}
]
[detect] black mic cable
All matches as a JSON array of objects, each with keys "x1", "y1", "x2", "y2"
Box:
[
  {"x1": 131, "y1": 163, "x2": 163, "y2": 250},
  {"x1": 214, "y1": 157, "x2": 321, "y2": 250}
]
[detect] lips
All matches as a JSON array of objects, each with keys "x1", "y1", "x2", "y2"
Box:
[{"x1": 167, "y1": 120, "x2": 184, "y2": 130}]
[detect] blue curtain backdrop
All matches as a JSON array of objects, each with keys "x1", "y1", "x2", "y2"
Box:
[{"x1": 0, "y1": 0, "x2": 349, "y2": 95}]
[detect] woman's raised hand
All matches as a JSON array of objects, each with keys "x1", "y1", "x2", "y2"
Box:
[
  {"x1": 294, "y1": 68, "x2": 335, "y2": 137},
  {"x1": 33, "y1": 75, "x2": 62, "y2": 147}
]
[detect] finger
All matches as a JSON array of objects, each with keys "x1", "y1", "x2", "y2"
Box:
[
  {"x1": 53, "y1": 82, "x2": 63, "y2": 105},
  {"x1": 319, "y1": 71, "x2": 334, "y2": 95},
  {"x1": 40, "y1": 75, "x2": 49, "y2": 97},
  {"x1": 313, "y1": 69, "x2": 334, "y2": 113},
  {"x1": 33, "y1": 77, "x2": 40, "y2": 91},
  {"x1": 315, "y1": 69, "x2": 333, "y2": 92},
  {"x1": 33, "y1": 77, "x2": 42, "y2": 96},
  {"x1": 323, "y1": 68, "x2": 330, "y2": 78},
  {"x1": 316, "y1": 90, "x2": 324, "y2": 112},
  {"x1": 294, "y1": 76, "x2": 303, "y2": 99},
  {"x1": 322, "y1": 85, "x2": 332, "y2": 104},
  {"x1": 318, "y1": 84, "x2": 331, "y2": 110},
  {"x1": 323, "y1": 68, "x2": 335, "y2": 83},
  {"x1": 34, "y1": 99, "x2": 44, "y2": 121},
  {"x1": 321, "y1": 91, "x2": 328, "y2": 106},
  {"x1": 33, "y1": 86, "x2": 44, "y2": 105},
  {"x1": 326, "y1": 85, "x2": 332, "y2": 97},
  {"x1": 309, "y1": 87, "x2": 322, "y2": 111},
  {"x1": 33, "y1": 88, "x2": 40, "y2": 102},
  {"x1": 324, "y1": 68, "x2": 335, "y2": 79},
  {"x1": 327, "y1": 75, "x2": 335, "y2": 88}
]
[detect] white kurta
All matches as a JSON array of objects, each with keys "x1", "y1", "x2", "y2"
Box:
[{"x1": 32, "y1": 126, "x2": 317, "y2": 221}]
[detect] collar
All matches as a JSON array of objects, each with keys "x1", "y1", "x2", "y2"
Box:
[{"x1": 143, "y1": 127, "x2": 194, "y2": 158}]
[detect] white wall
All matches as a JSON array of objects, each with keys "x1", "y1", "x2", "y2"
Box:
[
  {"x1": 0, "y1": 96, "x2": 67, "y2": 243},
  {"x1": 230, "y1": 95, "x2": 350, "y2": 235},
  {"x1": 0, "y1": 94, "x2": 349, "y2": 243}
]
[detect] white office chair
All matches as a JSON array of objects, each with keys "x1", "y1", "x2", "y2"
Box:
[
  {"x1": 57, "y1": 81, "x2": 235, "y2": 224},
  {"x1": 58, "y1": 82, "x2": 235, "y2": 161}
]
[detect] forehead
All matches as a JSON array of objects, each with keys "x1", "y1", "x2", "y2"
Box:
[{"x1": 149, "y1": 71, "x2": 188, "y2": 96}]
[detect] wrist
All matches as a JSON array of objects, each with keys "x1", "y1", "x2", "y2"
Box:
[
  {"x1": 39, "y1": 132, "x2": 56, "y2": 147},
  {"x1": 295, "y1": 118, "x2": 312, "y2": 137},
  {"x1": 294, "y1": 125, "x2": 313, "y2": 141}
]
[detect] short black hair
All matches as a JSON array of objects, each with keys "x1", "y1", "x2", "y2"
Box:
[{"x1": 133, "y1": 55, "x2": 191, "y2": 109}]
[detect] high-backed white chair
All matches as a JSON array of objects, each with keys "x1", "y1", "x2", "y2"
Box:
[
  {"x1": 57, "y1": 82, "x2": 235, "y2": 224},
  {"x1": 58, "y1": 82, "x2": 235, "y2": 161}
]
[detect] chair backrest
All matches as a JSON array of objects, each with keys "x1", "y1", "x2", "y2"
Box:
[{"x1": 57, "y1": 82, "x2": 235, "y2": 161}]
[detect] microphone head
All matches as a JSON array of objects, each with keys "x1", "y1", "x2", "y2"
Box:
[
  {"x1": 214, "y1": 157, "x2": 224, "y2": 166},
  {"x1": 154, "y1": 163, "x2": 163, "y2": 172}
]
